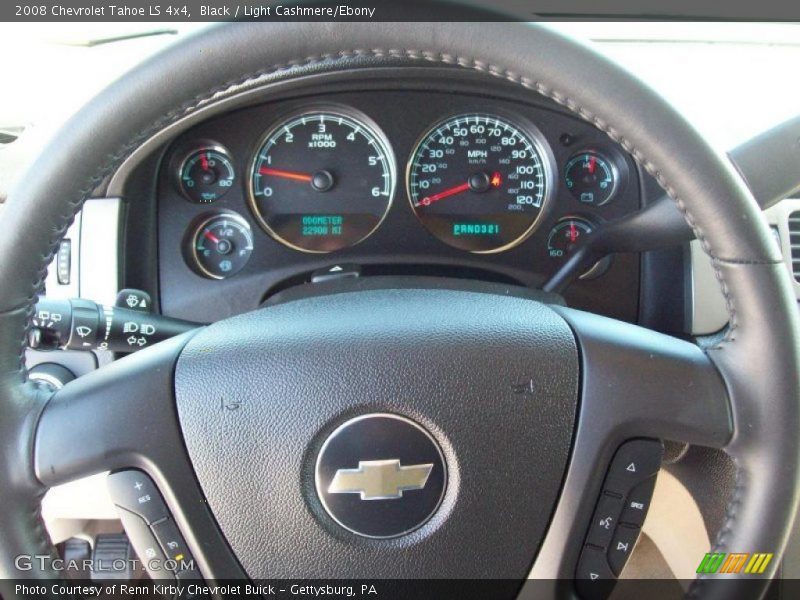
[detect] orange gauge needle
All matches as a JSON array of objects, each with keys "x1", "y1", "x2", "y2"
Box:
[
  {"x1": 258, "y1": 167, "x2": 313, "y2": 183},
  {"x1": 418, "y1": 182, "x2": 471, "y2": 207}
]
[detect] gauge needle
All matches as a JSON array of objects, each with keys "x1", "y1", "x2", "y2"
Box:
[
  {"x1": 419, "y1": 182, "x2": 471, "y2": 206},
  {"x1": 200, "y1": 153, "x2": 210, "y2": 171},
  {"x1": 569, "y1": 222, "x2": 578, "y2": 243},
  {"x1": 203, "y1": 230, "x2": 220, "y2": 244},
  {"x1": 587, "y1": 156, "x2": 597, "y2": 174},
  {"x1": 418, "y1": 172, "x2": 503, "y2": 207},
  {"x1": 259, "y1": 167, "x2": 313, "y2": 183}
]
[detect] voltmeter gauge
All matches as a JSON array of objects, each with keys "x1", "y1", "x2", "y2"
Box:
[
  {"x1": 564, "y1": 151, "x2": 619, "y2": 206},
  {"x1": 546, "y1": 216, "x2": 610, "y2": 280},
  {"x1": 189, "y1": 213, "x2": 254, "y2": 280},
  {"x1": 179, "y1": 146, "x2": 236, "y2": 204}
]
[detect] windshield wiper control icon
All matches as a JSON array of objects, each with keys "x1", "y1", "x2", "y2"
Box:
[{"x1": 328, "y1": 459, "x2": 433, "y2": 500}]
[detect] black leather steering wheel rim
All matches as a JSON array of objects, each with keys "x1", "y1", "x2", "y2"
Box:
[{"x1": 1, "y1": 16, "x2": 798, "y2": 599}]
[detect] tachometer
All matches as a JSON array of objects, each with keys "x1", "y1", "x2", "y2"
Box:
[
  {"x1": 407, "y1": 113, "x2": 553, "y2": 253},
  {"x1": 248, "y1": 108, "x2": 395, "y2": 253}
]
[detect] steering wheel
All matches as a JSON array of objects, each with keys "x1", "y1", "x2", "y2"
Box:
[{"x1": 1, "y1": 15, "x2": 798, "y2": 600}]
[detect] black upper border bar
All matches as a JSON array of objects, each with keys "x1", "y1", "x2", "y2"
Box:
[{"x1": 4, "y1": 0, "x2": 800, "y2": 23}]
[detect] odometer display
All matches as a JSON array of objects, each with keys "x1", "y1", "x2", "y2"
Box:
[
  {"x1": 248, "y1": 109, "x2": 395, "y2": 253},
  {"x1": 407, "y1": 114, "x2": 552, "y2": 253}
]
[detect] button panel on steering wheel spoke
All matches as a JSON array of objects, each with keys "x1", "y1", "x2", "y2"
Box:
[
  {"x1": 575, "y1": 439, "x2": 663, "y2": 600},
  {"x1": 107, "y1": 470, "x2": 202, "y2": 582}
]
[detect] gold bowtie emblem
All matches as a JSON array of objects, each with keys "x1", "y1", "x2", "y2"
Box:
[{"x1": 328, "y1": 459, "x2": 433, "y2": 500}]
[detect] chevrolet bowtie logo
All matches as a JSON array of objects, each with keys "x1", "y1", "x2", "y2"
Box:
[{"x1": 328, "y1": 459, "x2": 433, "y2": 500}]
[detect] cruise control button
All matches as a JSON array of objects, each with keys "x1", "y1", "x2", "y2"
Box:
[
  {"x1": 107, "y1": 470, "x2": 168, "y2": 525},
  {"x1": 586, "y1": 493, "x2": 624, "y2": 549},
  {"x1": 608, "y1": 524, "x2": 641, "y2": 575},
  {"x1": 620, "y1": 477, "x2": 657, "y2": 527},
  {"x1": 605, "y1": 439, "x2": 662, "y2": 494},
  {"x1": 576, "y1": 545, "x2": 615, "y2": 600},
  {"x1": 116, "y1": 507, "x2": 175, "y2": 580},
  {"x1": 152, "y1": 518, "x2": 194, "y2": 570}
]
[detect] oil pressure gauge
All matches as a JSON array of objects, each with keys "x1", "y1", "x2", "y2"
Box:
[
  {"x1": 179, "y1": 146, "x2": 236, "y2": 204},
  {"x1": 188, "y1": 213, "x2": 253, "y2": 279}
]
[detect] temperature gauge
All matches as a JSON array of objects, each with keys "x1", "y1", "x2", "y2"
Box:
[
  {"x1": 179, "y1": 146, "x2": 236, "y2": 204},
  {"x1": 564, "y1": 151, "x2": 618, "y2": 206},
  {"x1": 546, "y1": 216, "x2": 610, "y2": 280},
  {"x1": 189, "y1": 213, "x2": 254, "y2": 279}
]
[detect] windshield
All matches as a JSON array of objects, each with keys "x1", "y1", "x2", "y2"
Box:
[{"x1": 0, "y1": 22, "x2": 798, "y2": 152}]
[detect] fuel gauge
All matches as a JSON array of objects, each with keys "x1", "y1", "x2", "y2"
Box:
[
  {"x1": 189, "y1": 213, "x2": 253, "y2": 279},
  {"x1": 546, "y1": 216, "x2": 610, "y2": 280}
]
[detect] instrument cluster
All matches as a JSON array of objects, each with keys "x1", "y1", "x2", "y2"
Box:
[
  {"x1": 155, "y1": 86, "x2": 642, "y2": 323},
  {"x1": 171, "y1": 103, "x2": 631, "y2": 280}
]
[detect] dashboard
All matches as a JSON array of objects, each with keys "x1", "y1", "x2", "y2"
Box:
[
  {"x1": 16, "y1": 26, "x2": 798, "y2": 573},
  {"x1": 148, "y1": 69, "x2": 653, "y2": 325}
]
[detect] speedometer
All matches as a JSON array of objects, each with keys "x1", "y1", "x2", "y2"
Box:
[
  {"x1": 248, "y1": 108, "x2": 395, "y2": 253},
  {"x1": 407, "y1": 113, "x2": 554, "y2": 253}
]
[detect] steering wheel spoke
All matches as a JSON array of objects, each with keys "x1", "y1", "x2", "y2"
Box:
[
  {"x1": 34, "y1": 332, "x2": 194, "y2": 486},
  {"x1": 555, "y1": 306, "x2": 733, "y2": 449},
  {"x1": 530, "y1": 306, "x2": 733, "y2": 580},
  {"x1": 33, "y1": 330, "x2": 245, "y2": 579}
]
